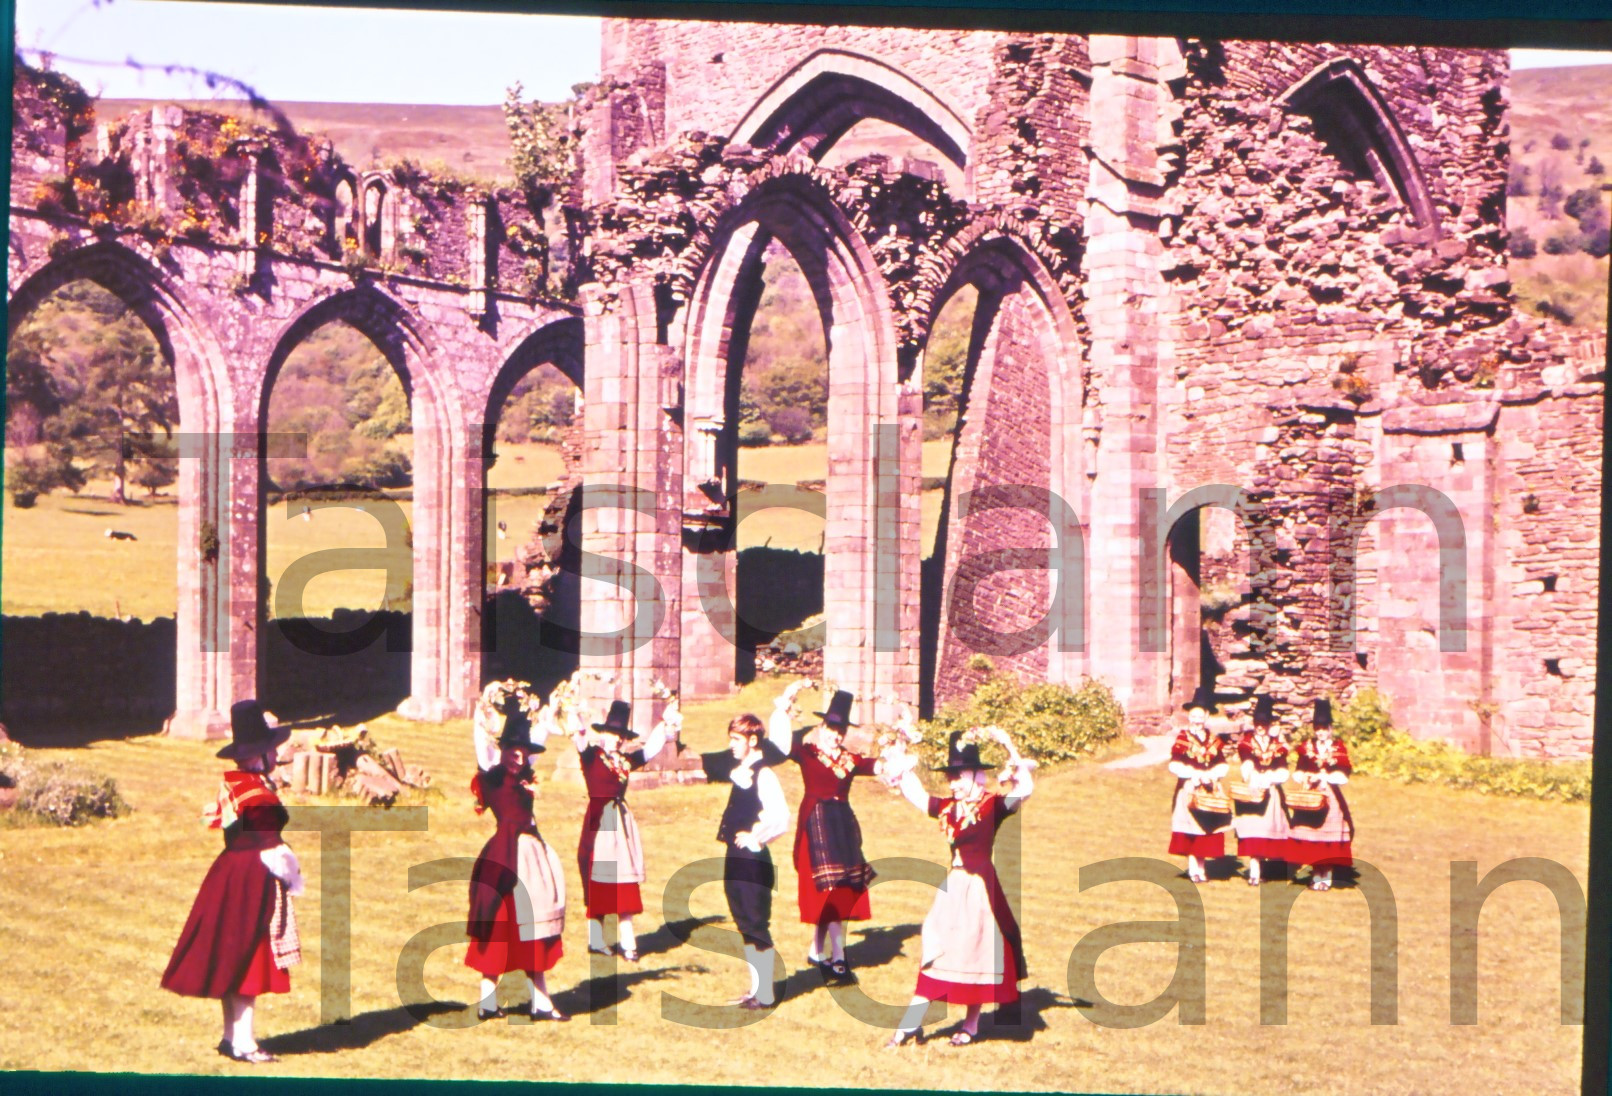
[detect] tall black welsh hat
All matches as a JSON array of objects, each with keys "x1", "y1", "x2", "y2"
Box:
[
  {"x1": 498, "y1": 694, "x2": 542, "y2": 753},
  {"x1": 1182, "y1": 685, "x2": 1218, "y2": 714},
  {"x1": 934, "y1": 730, "x2": 986, "y2": 774},
  {"x1": 592, "y1": 700, "x2": 638, "y2": 738},
  {"x1": 1312, "y1": 698, "x2": 1333, "y2": 728},
  {"x1": 1252, "y1": 694, "x2": 1276, "y2": 725},
  {"x1": 813, "y1": 690, "x2": 858, "y2": 728},
  {"x1": 217, "y1": 699, "x2": 291, "y2": 760}
]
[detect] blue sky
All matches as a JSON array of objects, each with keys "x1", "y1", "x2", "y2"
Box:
[
  {"x1": 13, "y1": 1, "x2": 604, "y2": 104},
  {"x1": 12, "y1": 1, "x2": 1611, "y2": 106}
]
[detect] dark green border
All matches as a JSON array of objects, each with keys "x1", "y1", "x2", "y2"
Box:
[{"x1": 3, "y1": 0, "x2": 1611, "y2": 1094}]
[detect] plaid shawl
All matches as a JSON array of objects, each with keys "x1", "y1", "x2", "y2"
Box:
[
  {"x1": 269, "y1": 878, "x2": 301, "y2": 971},
  {"x1": 805, "y1": 798, "x2": 875, "y2": 892}
]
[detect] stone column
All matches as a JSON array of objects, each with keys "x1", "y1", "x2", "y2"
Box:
[
  {"x1": 167, "y1": 416, "x2": 240, "y2": 740},
  {"x1": 399, "y1": 381, "x2": 478, "y2": 721},
  {"x1": 1082, "y1": 36, "x2": 1181, "y2": 732},
  {"x1": 578, "y1": 282, "x2": 692, "y2": 768}
]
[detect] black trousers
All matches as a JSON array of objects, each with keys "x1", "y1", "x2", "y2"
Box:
[{"x1": 724, "y1": 845, "x2": 775, "y2": 950}]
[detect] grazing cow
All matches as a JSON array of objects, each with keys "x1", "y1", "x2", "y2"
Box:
[
  {"x1": 496, "y1": 520, "x2": 508, "y2": 541},
  {"x1": 105, "y1": 529, "x2": 138, "y2": 541}
]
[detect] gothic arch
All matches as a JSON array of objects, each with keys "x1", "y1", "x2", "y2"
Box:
[
  {"x1": 260, "y1": 284, "x2": 473, "y2": 720},
  {"x1": 922, "y1": 230, "x2": 1087, "y2": 705},
  {"x1": 731, "y1": 49, "x2": 972, "y2": 171},
  {"x1": 482, "y1": 315, "x2": 585, "y2": 458},
  {"x1": 1276, "y1": 57, "x2": 1438, "y2": 228},
  {"x1": 6, "y1": 240, "x2": 236, "y2": 737},
  {"x1": 677, "y1": 169, "x2": 908, "y2": 711}
]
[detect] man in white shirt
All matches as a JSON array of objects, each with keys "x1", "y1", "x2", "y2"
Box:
[{"x1": 702, "y1": 713, "x2": 791, "y2": 1010}]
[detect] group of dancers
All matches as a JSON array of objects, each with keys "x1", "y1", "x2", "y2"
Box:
[
  {"x1": 159, "y1": 676, "x2": 1038, "y2": 1060},
  {"x1": 1167, "y1": 688, "x2": 1355, "y2": 890}
]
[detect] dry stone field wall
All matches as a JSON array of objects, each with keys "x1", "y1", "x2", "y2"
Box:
[{"x1": 6, "y1": 21, "x2": 1604, "y2": 757}]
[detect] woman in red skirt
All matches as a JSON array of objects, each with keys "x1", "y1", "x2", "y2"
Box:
[
  {"x1": 162, "y1": 700, "x2": 302, "y2": 1064},
  {"x1": 566, "y1": 696, "x2": 676, "y2": 962},
  {"x1": 1231, "y1": 694, "x2": 1294, "y2": 886},
  {"x1": 1168, "y1": 686, "x2": 1231, "y2": 884},
  {"x1": 467, "y1": 687, "x2": 569, "y2": 1021},
  {"x1": 1289, "y1": 699, "x2": 1355, "y2": 892},
  {"x1": 883, "y1": 726, "x2": 1033, "y2": 1048},
  {"x1": 767, "y1": 683, "x2": 880, "y2": 985}
]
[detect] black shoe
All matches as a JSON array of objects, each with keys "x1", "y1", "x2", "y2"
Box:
[
  {"x1": 528, "y1": 1005, "x2": 570, "y2": 1022},
  {"x1": 828, "y1": 960, "x2": 857, "y2": 985},
  {"x1": 216, "y1": 1039, "x2": 234, "y2": 1058},
  {"x1": 224, "y1": 1045, "x2": 279, "y2": 1064},
  {"x1": 476, "y1": 1006, "x2": 507, "y2": 1022}
]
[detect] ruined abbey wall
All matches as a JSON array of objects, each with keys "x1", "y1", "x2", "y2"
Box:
[{"x1": 7, "y1": 17, "x2": 1604, "y2": 757}]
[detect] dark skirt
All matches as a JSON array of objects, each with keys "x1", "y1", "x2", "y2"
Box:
[
  {"x1": 794, "y1": 798, "x2": 874, "y2": 924},
  {"x1": 162, "y1": 848, "x2": 280, "y2": 999},
  {"x1": 724, "y1": 845, "x2": 775, "y2": 950}
]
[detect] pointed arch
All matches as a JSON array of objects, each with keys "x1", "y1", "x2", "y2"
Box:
[
  {"x1": 676, "y1": 168, "x2": 909, "y2": 713},
  {"x1": 1277, "y1": 57, "x2": 1438, "y2": 228},
  {"x1": 731, "y1": 49, "x2": 972, "y2": 171},
  {"x1": 6, "y1": 240, "x2": 236, "y2": 737}
]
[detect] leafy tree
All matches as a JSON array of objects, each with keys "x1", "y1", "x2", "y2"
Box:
[
  {"x1": 503, "y1": 82, "x2": 577, "y2": 207},
  {"x1": 1505, "y1": 161, "x2": 1532, "y2": 198},
  {"x1": 1564, "y1": 187, "x2": 1605, "y2": 224},
  {"x1": 1550, "y1": 132, "x2": 1573, "y2": 151},
  {"x1": 1589, "y1": 156, "x2": 1606, "y2": 177},
  {"x1": 7, "y1": 281, "x2": 176, "y2": 505},
  {"x1": 766, "y1": 406, "x2": 814, "y2": 443},
  {"x1": 1508, "y1": 225, "x2": 1538, "y2": 259},
  {"x1": 1542, "y1": 227, "x2": 1579, "y2": 255},
  {"x1": 1585, "y1": 225, "x2": 1612, "y2": 259}
]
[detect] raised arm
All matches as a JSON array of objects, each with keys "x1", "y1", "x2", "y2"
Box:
[
  {"x1": 987, "y1": 726, "x2": 1036, "y2": 812},
  {"x1": 472, "y1": 698, "x2": 501, "y2": 772},
  {"x1": 896, "y1": 764, "x2": 932, "y2": 813},
  {"x1": 637, "y1": 699, "x2": 680, "y2": 763},
  {"x1": 768, "y1": 678, "x2": 811, "y2": 757}
]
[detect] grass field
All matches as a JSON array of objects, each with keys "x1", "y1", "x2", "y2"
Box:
[
  {"x1": 0, "y1": 678, "x2": 1587, "y2": 1092},
  {"x1": 4, "y1": 443, "x2": 953, "y2": 619}
]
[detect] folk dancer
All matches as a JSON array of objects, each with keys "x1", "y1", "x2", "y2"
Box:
[
  {"x1": 1231, "y1": 694, "x2": 1294, "y2": 886},
  {"x1": 1168, "y1": 685, "x2": 1231, "y2": 884},
  {"x1": 466, "y1": 687, "x2": 569, "y2": 1021},
  {"x1": 699, "y1": 713, "x2": 792, "y2": 1010},
  {"x1": 162, "y1": 700, "x2": 303, "y2": 1064},
  {"x1": 767, "y1": 682, "x2": 879, "y2": 984},
  {"x1": 1289, "y1": 699, "x2": 1354, "y2": 891},
  {"x1": 568, "y1": 696, "x2": 678, "y2": 962},
  {"x1": 883, "y1": 726, "x2": 1034, "y2": 1048}
]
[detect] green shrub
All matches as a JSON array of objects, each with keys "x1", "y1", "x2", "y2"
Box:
[
  {"x1": 1339, "y1": 688, "x2": 1590, "y2": 803},
  {"x1": 737, "y1": 421, "x2": 773, "y2": 447},
  {"x1": 0, "y1": 744, "x2": 130, "y2": 826},
  {"x1": 922, "y1": 668, "x2": 1125, "y2": 765}
]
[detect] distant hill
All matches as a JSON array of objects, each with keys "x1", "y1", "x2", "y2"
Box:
[
  {"x1": 99, "y1": 99, "x2": 515, "y2": 183},
  {"x1": 86, "y1": 63, "x2": 1612, "y2": 335},
  {"x1": 1508, "y1": 64, "x2": 1612, "y2": 331}
]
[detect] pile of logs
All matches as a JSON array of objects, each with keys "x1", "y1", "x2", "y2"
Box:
[{"x1": 274, "y1": 724, "x2": 430, "y2": 805}]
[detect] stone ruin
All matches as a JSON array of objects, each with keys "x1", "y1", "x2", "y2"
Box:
[{"x1": 5, "y1": 21, "x2": 1605, "y2": 761}]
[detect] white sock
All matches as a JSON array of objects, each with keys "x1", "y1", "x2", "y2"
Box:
[
  {"x1": 1188, "y1": 855, "x2": 1204, "y2": 878},
  {"x1": 588, "y1": 919, "x2": 606, "y2": 952},
  {"x1": 1318, "y1": 867, "x2": 1333, "y2": 887},
  {"x1": 810, "y1": 923, "x2": 828, "y2": 962},
  {"x1": 963, "y1": 1004, "x2": 982, "y2": 1035},
  {"x1": 753, "y1": 947, "x2": 776, "y2": 1006},
  {"x1": 231, "y1": 996, "x2": 257, "y2": 1052},
  {"x1": 828, "y1": 921, "x2": 845, "y2": 963},
  {"x1": 479, "y1": 977, "x2": 498, "y2": 1012},
  {"x1": 526, "y1": 972, "x2": 553, "y2": 1012},
  {"x1": 897, "y1": 995, "x2": 930, "y2": 1033},
  {"x1": 1248, "y1": 859, "x2": 1262, "y2": 883},
  {"x1": 744, "y1": 944, "x2": 762, "y2": 999},
  {"x1": 618, "y1": 917, "x2": 637, "y2": 955}
]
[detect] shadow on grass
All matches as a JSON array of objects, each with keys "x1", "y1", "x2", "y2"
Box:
[
  {"x1": 973, "y1": 987, "x2": 1091, "y2": 1043},
  {"x1": 774, "y1": 922, "x2": 921, "y2": 1006},
  {"x1": 260, "y1": 1001, "x2": 463, "y2": 1055},
  {"x1": 555, "y1": 961, "x2": 708, "y2": 1018}
]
